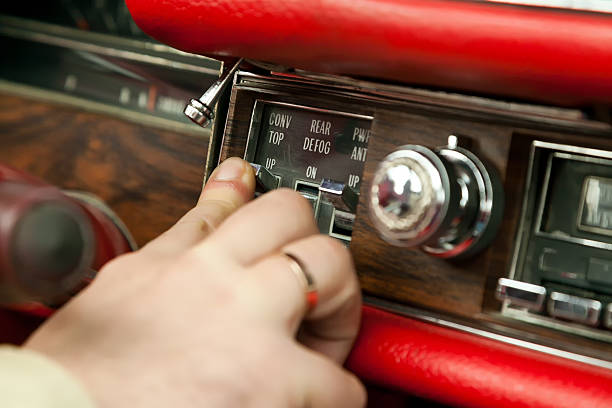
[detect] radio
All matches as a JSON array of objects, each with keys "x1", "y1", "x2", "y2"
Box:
[
  {"x1": 185, "y1": 62, "x2": 612, "y2": 364},
  {"x1": 501, "y1": 141, "x2": 612, "y2": 337}
]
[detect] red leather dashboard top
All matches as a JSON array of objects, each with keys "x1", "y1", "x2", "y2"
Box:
[
  {"x1": 350, "y1": 306, "x2": 612, "y2": 408},
  {"x1": 126, "y1": 0, "x2": 612, "y2": 107}
]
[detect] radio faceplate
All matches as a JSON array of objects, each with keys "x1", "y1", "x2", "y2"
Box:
[
  {"x1": 505, "y1": 141, "x2": 612, "y2": 341},
  {"x1": 218, "y1": 70, "x2": 612, "y2": 363}
]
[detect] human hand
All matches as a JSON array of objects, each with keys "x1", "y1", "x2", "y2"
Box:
[{"x1": 25, "y1": 158, "x2": 365, "y2": 408}]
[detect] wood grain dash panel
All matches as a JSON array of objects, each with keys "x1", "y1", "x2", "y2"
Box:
[
  {"x1": 352, "y1": 108, "x2": 513, "y2": 317},
  {"x1": 0, "y1": 93, "x2": 209, "y2": 246},
  {"x1": 216, "y1": 75, "x2": 612, "y2": 358}
]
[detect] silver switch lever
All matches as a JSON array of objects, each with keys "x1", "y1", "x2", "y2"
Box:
[
  {"x1": 317, "y1": 179, "x2": 359, "y2": 239},
  {"x1": 184, "y1": 58, "x2": 244, "y2": 128},
  {"x1": 249, "y1": 163, "x2": 279, "y2": 193},
  {"x1": 318, "y1": 179, "x2": 358, "y2": 213}
]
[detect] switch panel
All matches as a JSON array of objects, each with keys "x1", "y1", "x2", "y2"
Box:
[{"x1": 244, "y1": 100, "x2": 373, "y2": 241}]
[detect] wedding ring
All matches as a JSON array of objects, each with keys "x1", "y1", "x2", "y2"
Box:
[{"x1": 284, "y1": 252, "x2": 318, "y2": 310}]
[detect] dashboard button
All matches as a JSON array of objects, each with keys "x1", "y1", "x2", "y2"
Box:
[
  {"x1": 547, "y1": 292, "x2": 602, "y2": 326},
  {"x1": 604, "y1": 304, "x2": 612, "y2": 330},
  {"x1": 496, "y1": 278, "x2": 546, "y2": 311}
]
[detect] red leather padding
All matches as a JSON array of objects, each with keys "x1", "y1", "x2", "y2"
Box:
[
  {"x1": 347, "y1": 306, "x2": 612, "y2": 408},
  {"x1": 126, "y1": 0, "x2": 612, "y2": 107}
]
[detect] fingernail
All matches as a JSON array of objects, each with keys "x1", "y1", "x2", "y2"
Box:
[{"x1": 213, "y1": 158, "x2": 245, "y2": 181}]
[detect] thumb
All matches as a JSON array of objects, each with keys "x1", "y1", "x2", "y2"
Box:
[{"x1": 144, "y1": 157, "x2": 255, "y2": 255}]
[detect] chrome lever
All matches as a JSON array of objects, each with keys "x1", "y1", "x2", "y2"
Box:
[
  {"x1": 318, "y1": 179, "x2": 358, "y2": 213},
  {"x1": 316, "y1": 179, "x2": 359, "y2": 238},
  {"x1": 249, "y1": 163, "x2": 280, "y2": 193},
  {"x1": 184, "y1": 58, "x2": 244, "y2": 127}
]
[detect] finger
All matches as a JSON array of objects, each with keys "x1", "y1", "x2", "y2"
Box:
[
  {"x1": 292, "y1": 347, "x2": 366, "y2": 408},
  {"x1": 248, "y1": 235, "x2": 362, "y2": 363},
  {"x1": 206, "y1": 188, "x2": 318, "y2": 265},
  {"x1": 143, "y1": 157, "x2": 255, "y2": 255}
]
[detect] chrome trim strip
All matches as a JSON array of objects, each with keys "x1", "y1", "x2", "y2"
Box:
[
  {"x1": 254, "y1": 100, "x2": 374, "y2": 120},
  {"x1": 0, "y1": 15, "x2": 217, "y2": 64},
  {"x1": 0, "y1": 24, "x2": 219, "y2": 76},
  {"x1": 235, "y1": 72, "x2": 611, "y2": 134},
  {"x1": 504, "y1": 307, "x2": 612, "y2": 342},
  {"x1": 534, "y1": 231, "x2": 612, "y2": 251},
  {"x1": 0, "y1": 80, "x2": 210, "y2": 138},
  {"x1": 0, "y1": 15, "x2": 219, "y2": 76},
  {"x1": 487, "y1": 0, "x2": 612, "y2": 13},
  {"x1": 365, "y1": 296, "x2": 612, "y2": 370},
  {"x1": 507, "y1": 142, "x2": 539, "y2": 281},
  {"x1": 533, "y1": 141, "x2": 612, "y2": 160}
]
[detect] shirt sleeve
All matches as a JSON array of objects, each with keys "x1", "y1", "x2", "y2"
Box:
[{"x1": 0, "y1": 345, "x2": 96, "y2": 408}]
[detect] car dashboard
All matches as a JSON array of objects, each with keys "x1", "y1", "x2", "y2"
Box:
[{"x1": 1, "y1": 1, "x2": 612, "y2": 407}]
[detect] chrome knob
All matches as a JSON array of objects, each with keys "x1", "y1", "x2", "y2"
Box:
[
  {"x1": 369, "y1": 145, "x2": 457, "y2": 247},
  {"x1": 184, "y1": 58, "x2": 243, "y2": 128},
  {"x1": 369, "y1": 136, "x2": 503, "y2": 258}
]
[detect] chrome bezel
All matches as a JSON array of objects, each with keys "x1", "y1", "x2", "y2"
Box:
[{"x1": 423, "y1": 143, "x2": 499, "y2": 257}]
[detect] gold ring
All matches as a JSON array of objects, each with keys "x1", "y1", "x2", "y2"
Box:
[{"x1": 284, "y1": 252, "x2": 318, "y2": 310}]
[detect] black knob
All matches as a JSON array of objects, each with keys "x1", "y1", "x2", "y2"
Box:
[{"x1": 0, "y1": 183, "x2": 94, "y2": 304}]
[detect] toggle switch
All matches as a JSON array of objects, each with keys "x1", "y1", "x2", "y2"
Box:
[
  {"x1": 316, "y1": 179, "x2": 359, "y2": 241},
  {"x1": 318, "y1": 179, "x2": 358, "y2": 213},
  {"x1": 250, "y1": 163, "x2": 280, "y2": 194}
]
